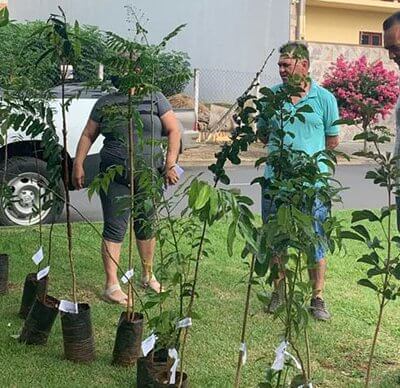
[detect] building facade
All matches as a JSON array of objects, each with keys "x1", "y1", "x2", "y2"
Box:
[
  {"x1": 291, "y1": 0, "x2": 400, "y2": 138},
  {"x1": 7, "y1": 0, "x2": 291, "y2": 103}
]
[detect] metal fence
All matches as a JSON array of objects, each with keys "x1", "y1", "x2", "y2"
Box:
[{"x1": 184, "y1": 68, "x2": 276, "y2": 105}]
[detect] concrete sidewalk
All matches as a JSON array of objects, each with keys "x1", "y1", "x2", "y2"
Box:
[{"x1": 178, "y1": 140, "x2": 393, "y2": 167}]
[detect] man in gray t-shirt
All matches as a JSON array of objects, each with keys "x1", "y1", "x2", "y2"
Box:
[{"x1": 384, "y1": 11, "x2": 400, "y2": 230}]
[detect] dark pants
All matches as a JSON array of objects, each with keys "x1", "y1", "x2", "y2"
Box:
[{"x1": 99, "y1": 161, "x2": 160, "y2": 243}]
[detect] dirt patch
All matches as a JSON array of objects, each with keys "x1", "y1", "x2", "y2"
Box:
[
  {"x1": 169, "y1": 93, "x2": 210, "y2": 130},
  {"x1": 179, "y1": 141, "x2": 265, "y2": 167},
  {"x1": 179, "y1": 141, "x2": 364, "y2": 166}
]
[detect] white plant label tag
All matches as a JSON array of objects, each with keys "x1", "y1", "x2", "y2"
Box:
[
  {"x1": 168, "y1": 348, "x2": 180, "y2": 385},
  {"x1": 59, "y1": 300, "x2": 78, "y2": 314},
  {"x1": 175, "y1": 165, "x2": 184, "y2": 178},
  {"x1": 239, "y1": 342, "x2": 247, "y2": 365},
  {"x1": 141, "y1": 333, "x2": 158, "y2": 357},
  {"x1": 121, "y1": 268, "x2": 134, "y2": 284},
  {"x1": 176, "y1": 317, "x2": 192, "y2": 329},
  {"x1": 286, "y1": 349, "x2": 302, "y2": 370},
  {"x1": 271, "y1": 341, "x2": 288, "y2": 371},
  {"x1": 271, "y1": 340, "x2": 301, "y2": 371},
  {"x1": 32, "y1": 247, "x2": 44, "y2": 265},
  {"x1": 37, "y1": 266, "x2": 50, "y2": 280}
]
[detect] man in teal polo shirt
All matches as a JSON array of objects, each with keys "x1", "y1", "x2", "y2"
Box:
[{"x1": 261, "y1": 42, "x2": 340, "y2": 320}]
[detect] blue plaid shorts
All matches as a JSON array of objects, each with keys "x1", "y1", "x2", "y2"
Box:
[{"x1": 261, "y1": 190, "x2": 329, "y2": 262}]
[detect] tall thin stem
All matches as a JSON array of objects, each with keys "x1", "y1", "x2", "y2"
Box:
[
  {"x1": 127, "y1": 80, "x2": 136, "y2": 318},
  {"x1": 61, "y1": 72, "x2": 76, "y2": 303},
  {"x1": 234, "y1": 254, "x2": 256, "y2": 388},
  {"x1": 276, "y1": 249, "x2": 304, "y2": 388},
  {"x1": 162, "y1": 192, "x2": 184, "y2": 323},
  {"x1": 33, "y1": 141, "x2": 43, "y2": 273},
  {"x1": 178, "y1": 218, "x2": 208, "y2": 388},
  {"x1": 299, "y1": 264, "x2": 312, "y2": 381},
  {"x1": 365, "y1": 177, "x2": 392, "y2": 387},
  {"x1": 1, "y1": 131, "x2": 8, "y2": 231}
]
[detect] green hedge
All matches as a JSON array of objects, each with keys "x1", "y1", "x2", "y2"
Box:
[{"x1": 0, "y1": 21, "x2": 191, "y2": 96}]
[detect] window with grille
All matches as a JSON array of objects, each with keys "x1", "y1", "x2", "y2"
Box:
[{"x1": 359, "y1": 32, "x2": 382, "y2": 46}]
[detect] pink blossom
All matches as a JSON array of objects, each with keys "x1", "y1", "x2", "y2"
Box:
[{"x1": 322, "y1": 55, "x2": 399, "y2": 125}]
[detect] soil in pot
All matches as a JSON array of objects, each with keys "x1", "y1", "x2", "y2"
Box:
[
  {"x1": 0, "y1": 254, "x2": 9, "y2": 295},
  {"x1": 61, "y1": 303, "x2": 95, "y2": 363},
  {"x1": 18, "y1": 273, "x2": 48, "y2": 319},
  {"x1": 137, "y1": 351, "x2": 189, "y2": 388},
  {"x1": 19, "y1": 295, "x2": 59, "y2": 345},
  {"x1": 112, "y1": 311, "x2": 144, "y2": 367}
]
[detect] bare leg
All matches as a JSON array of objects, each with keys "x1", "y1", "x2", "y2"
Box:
[
  {"x1": 102, "y1": 239, "x2": 127, "y2": 302},
  {"x1": 136, "y1": 237, "x2": 162, "y2": 293},
  {"x1": 272, "y1": 255, "x2": 285, "y2": 290},
  {"x1": 308, "y1": 258, "x2": 326, "y2": 299},
  {"x1": 265, "y1": 255, "x2": 285, "y2": 313}
]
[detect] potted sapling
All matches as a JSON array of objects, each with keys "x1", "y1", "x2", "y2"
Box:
[
  {"x1": 0, "y1": 72, "x2": 67, "y2": 344},
  {"x1": 37, "y1": 8, "x2": 95, "y2": 362},
  {"x1": 99, "y1": 15, "x2": 188, "y2": 367},
  {"x1": 137, "y1": 182, "x2": 195, "y2": 386},
  {"x1": 18, "y1": 104, "x2": 63, "y2": 345},
  {"x1": 0, "y1": 5, "x2": 10, "y2": 295}
]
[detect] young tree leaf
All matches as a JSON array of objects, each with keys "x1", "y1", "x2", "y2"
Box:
[
  {"x1": 351, "y1": 210, "x2": 379, "y2": 223},
  {"x1": 339, "y1": 230, "x2": 366, "y2": 243},
  {"x1": 358, "y1": 279, "x2": 378, "y2": 291}
]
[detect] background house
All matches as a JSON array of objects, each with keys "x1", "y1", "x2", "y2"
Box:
[
  {"x1": 299, "y1": 0, "x2": 399, "y2": 82},
  {"x1": 291, "y1": 0, "x2": 400, "y2": 139},
  {"x1": 7, "y1": 0, "x2": 291, "y2": 103}
]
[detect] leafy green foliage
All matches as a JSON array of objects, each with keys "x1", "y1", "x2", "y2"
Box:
[
  {"x1": 340, "y1": 106, "x2": 400, "y2": 386},
  {"x1": 0, "y1": 93, "x2": 63, "y2": 206},
  {"x1": 0, "y1": 20, "x2": 191, "y2": 96},
  {"x1": 209, "y1": 73, "x2": 345, "y2": 387},
  {"x1": 0, "y1": 21, "x2": 107, "y2": 92},
  {"x1": 0, "y1": 6, "x2": 9, "y2": 28},
  {"x1": 87, "y1": 165, "x2": 123, "y2": 200}
]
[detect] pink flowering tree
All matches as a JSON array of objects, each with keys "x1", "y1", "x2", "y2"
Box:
[{"x1": 323, "y1": 55, "x2": 399, "y2": 151}]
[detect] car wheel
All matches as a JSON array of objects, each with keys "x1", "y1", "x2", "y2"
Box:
[{"x1": 0, "y1": 156, "x2": 65, "y2": 226}]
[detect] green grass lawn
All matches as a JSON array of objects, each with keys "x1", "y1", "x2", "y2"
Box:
[{"x1": 1, "y1": 210, "x2": 400, "y2": 387}]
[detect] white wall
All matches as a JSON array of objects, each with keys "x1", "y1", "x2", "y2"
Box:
[{"x1": 9, "y1": 0, "x2": 290, "y2": 101}]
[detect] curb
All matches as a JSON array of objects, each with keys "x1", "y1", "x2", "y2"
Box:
[{"x1": 179, "y1": 157, "x2": 374, "y2": 168}]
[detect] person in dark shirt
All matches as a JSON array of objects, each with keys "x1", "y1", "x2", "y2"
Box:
[
  {"x1": 383, "y1": 11, "x2": 400, "y2": 232},
  {"x1": 72, "y1": 89, "x2": 181, "y2": 306}
]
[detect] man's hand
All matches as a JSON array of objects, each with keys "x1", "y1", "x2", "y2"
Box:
[
  {"x1": 326, "y1": 135, "x2": 339, "y2": 150},
  {"x1": 72, "y1": 162, "x2": 85, "y2": 190},
  {"x1": 165, "y1": 164, "x2": 179, "y2": 186}
]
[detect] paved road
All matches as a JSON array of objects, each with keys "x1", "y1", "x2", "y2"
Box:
[{"x1": 64, "y1": 164, "x2": 388, "y2": 223}]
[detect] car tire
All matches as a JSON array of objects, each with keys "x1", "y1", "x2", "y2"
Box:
[{"x1": 0, "y1": 156, "x2": 65, "y2": 226}]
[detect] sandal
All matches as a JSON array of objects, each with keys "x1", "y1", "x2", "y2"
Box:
[
  {"x1": 141, "y1": 275, "x2": 164, "y2": 293},
  {"x1": 101, "y1": 284, "x2": 128, "y2": 306}
]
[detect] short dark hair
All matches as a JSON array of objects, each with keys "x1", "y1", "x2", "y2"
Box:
[
  {"x1": 279, "y1": 41, "x2": 310, "y2": 62},
  {"x1": 383, "y1": 11, "x2": 400, "y2": 31}
]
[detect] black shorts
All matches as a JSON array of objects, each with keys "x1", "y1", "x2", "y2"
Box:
[{"x1": 99, "y1": 162, "x2": 161, "y2": 243}]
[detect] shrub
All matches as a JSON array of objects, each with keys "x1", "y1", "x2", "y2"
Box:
[
  {"x1": 322, "y1": 55, "x2": 399, "y2": 124},
  {"x1": 153, "y1": 50, "x2": 192, "y2": 96},
  {"x1": 0, "y1": 21, "x2": 191, "y2": 96}
]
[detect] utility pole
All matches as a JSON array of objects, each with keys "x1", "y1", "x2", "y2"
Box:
[{"x1": 296, "y1": 0, "x2": 306, "y2": 41}]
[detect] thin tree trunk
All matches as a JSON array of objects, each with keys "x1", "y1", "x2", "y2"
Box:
[
  {"x1": 127, "y1": 83, "x2": 136, "y2": 318},
  {"x1": 61, "y1": 75, "x2": 77, "y2": 303},
  {"x1": 234, "y1": 254, "x2": 256, "y2": 388}
]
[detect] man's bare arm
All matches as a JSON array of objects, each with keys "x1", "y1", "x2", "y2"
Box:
[{"x1": 326, "y1": 135, "x2": 339, "y2": 150}]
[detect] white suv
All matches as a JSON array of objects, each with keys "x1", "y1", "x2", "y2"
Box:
[{"x1": 0, "y1": 84, "x2": 196, "y2": 226}]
